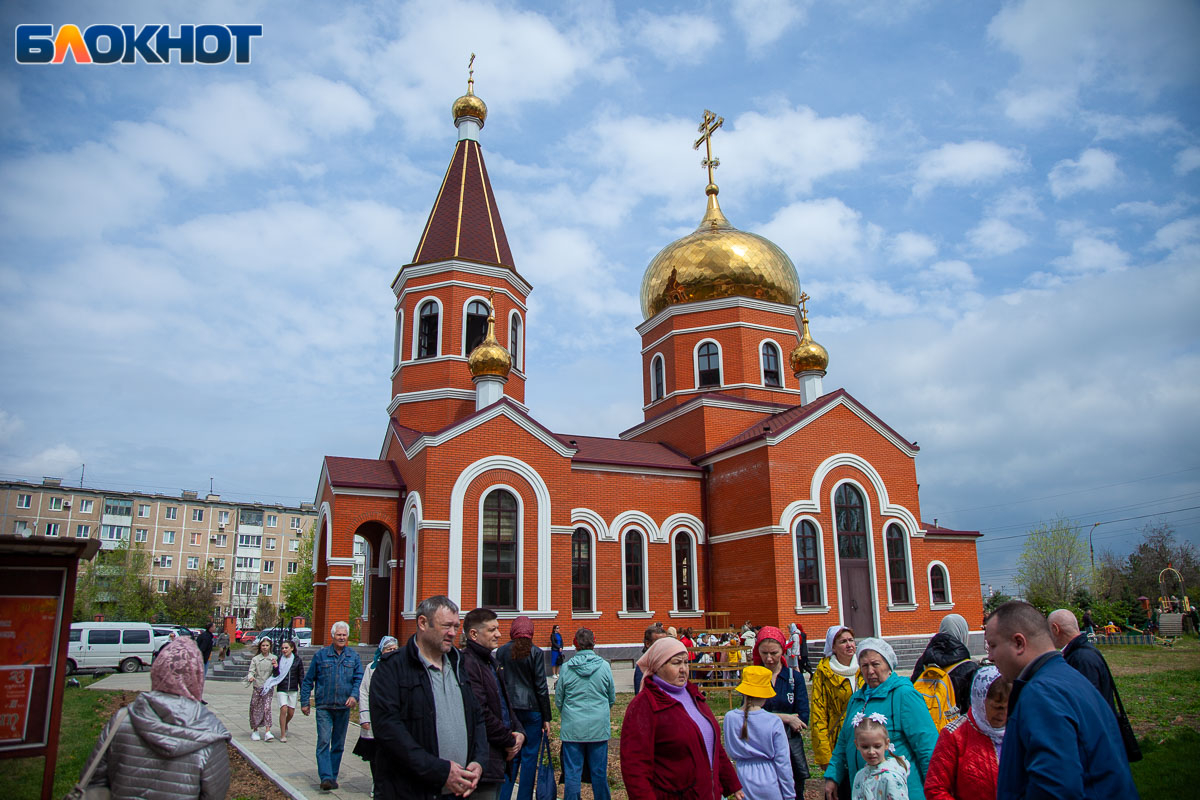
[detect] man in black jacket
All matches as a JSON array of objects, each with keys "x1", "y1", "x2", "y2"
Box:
[
  {"x1": 1049, "y1": 608, "x2": 1116, "y2": 710},
  {"x1": 196, "y1": 622, "x2": 215, "y2": 678},
  {"x1": 461, "y1": 608, "x2": 524, "y2": 799},
  {"x1": 371, "y1": 596, "x2": 487, "y2": 800}
]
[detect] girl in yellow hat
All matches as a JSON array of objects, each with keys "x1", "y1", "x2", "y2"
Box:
[{"x1": 722, "y1": 665, "x2": 796, "y2": 799}]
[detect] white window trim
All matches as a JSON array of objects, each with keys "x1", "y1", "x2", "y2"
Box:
[
  {"x1": 759, "y1": 337, "x2": 786, "y2": 388},
  {"x1": 16, "y1": 494, "x2": 31, "y2": 509},
  {"x1": 693, "y1": 338, "x2": 724, "y2": 390},
  {"x1": 571, "y1": 525, "x2": 598, "y2": 615},
  {"x1": 669, "y1": 529, "x2": 699, "y2": 615},
  {"x1": 928, "y1": 560, "x2": 955, "y2": 609},
  {"x1": 461, "y1": 295, "x2": 492, "y2": 356},
  {"x1": 411, "y1": 296, "x2": 444, "y2": 360},
  {"x1": 80, "y1": 499, "x2": 93, "y2": 513},
  {"x1": 829, "y1": 479, "x2": 881, "y2": 636},
  {"x1": 48, "y1": 496, "x2": 64, "y2": 511},
  {"x1": 393, "y1": 307, "x2": 404, "y2": 369},
  {"x1": 507, "y1": 309, "x2": 523, "y2": 372},
  {"x1": 649, "y1": 352, "x2": 666, "y2": 401},
  {"x1": 402, "y1": 493, "x2": 422, "y2": 614},
  {"x1": 882, "y1": 520, "x2": 918, "y2": 610},
  {"x1": 789, "y1": 514, "x2": 830, "y2": 613},
  {"x1": 477, "y1": 484, "x2": 523, "y2": 612},
  {"x1": 619, "y1": 526, "x2": 650, "y2": 615}
]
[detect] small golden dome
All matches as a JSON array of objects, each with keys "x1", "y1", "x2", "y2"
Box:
[
  {"x1": 639, "y1": 187, "x2": 801, "y2": 319},
  {"x1": 789, "y1": 299, "x2": 828, "y2": 374},
  {"x1": 452, "y1": 56, "x2": 487, "y2": 126},
  {"x1": 468, "y1": 303, "x2": 511, "y2": 378}
]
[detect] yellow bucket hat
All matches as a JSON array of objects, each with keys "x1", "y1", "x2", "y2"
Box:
[{"x1": 735, "y1": 665, "x2": 777, "y2": 699}]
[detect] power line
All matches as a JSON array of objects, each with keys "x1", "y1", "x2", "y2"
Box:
[{"x1": 932, "y1": 466, "x2": 1200, "y2": 514}]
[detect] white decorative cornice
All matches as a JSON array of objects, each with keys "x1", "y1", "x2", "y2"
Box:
[
  {"x1": 391, "y1": 401, "x2": 574, "y2": 461},
  {"x1": 642, "y1": 384, "x2": 802, "y2": 413},
  {"x1": 641, "y1": 320, "x2": 798, "y2": 355},
  {"x1": 637, "y1": 296, "x2": 799, "y2": 336},
  {"x1": 571, "y1": 508, "x2": 610, "y2": 541},
  {"x1": 621, "y1": 395, "x2": 787, "y2": 441},
  {"x1": 776, "y1": 452, "x2": 921, "y2": 536},
  {"x1": 610, "y1": 510, "x2": 664, "y2": 543},
  {"x1": 391, "y1": 262, "x2": 533, "y2": 298},
  {"x1": 709, "y1": 525, "x2": 785, "y2": 544},
  {"x1": 570, "y1": 463, "x2": 702, "y2": 479}
]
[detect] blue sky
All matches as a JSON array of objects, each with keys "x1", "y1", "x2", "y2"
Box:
[{"x1": 2, "y1": 1, "x2": 1198, "y2": 594}]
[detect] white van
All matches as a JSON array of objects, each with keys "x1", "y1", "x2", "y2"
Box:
[{"x1": 68, "y1": 622, "x2": 156, "y2": 674}]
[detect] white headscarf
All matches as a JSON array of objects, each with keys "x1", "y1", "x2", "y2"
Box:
[
  {"x1": 823, "y1": 625, "x2": 858, "y2": 677},
  {"x1": 939, "y1": 613, "x2": 970, "y2": 646},
  {"x1": 970, "y1": 666, "x2": 1006, "y2": 757}
]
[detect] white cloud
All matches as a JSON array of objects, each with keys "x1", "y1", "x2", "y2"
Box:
[
  {"x1": 1113, "y1": 199, "x2": 1188, "y2": 218},
  {"x1": 918, "y1": 260, "x2": 978, "y2": 288},
  {"x1": 1052, "y1": 234, "x2": 1129, "y2": 274},
  {"x1": 0, "y1": 410, "x2": 23, "y2": 444},
  {"x1": 914, "y1": 141, "x2": 1025, "y2": 197},
  {"x1": 1048, "y1": 148, "x2": 1120, "y2": 199},
  {"x1": 6, "y1": 445, "x2": 84, "y2": 481},
  {"x1": 999, "y1": 87, "x2": 1075, "y2": 125},
  {"x1": 1084, "y1": 112, "x2": 1182, "y2": 140},
  {"x1": 759, "y1": 198, "x2": 881, "y2": 272},
  {"x1": 1150, "y1": 216, "x2": 1200, "y2": 252},
  {"x1": 731, "y1": 0, "x2": 810, "y2": 49},
  {"x1": 633, "y1": 12, "x2": 721, "y2": 64},
  {"x1": 1176, "y1": 147, "x2": 1200, "y2": 175},
  {"x1": 967, "y1": 218, "x2": 1030, "y2": 256},
  {"x1": 988, "y1": 187, "x2": 1042, "y2": 220},
  {"x1": 888, "y1": 232, "x2": 938, "y2": 265}
]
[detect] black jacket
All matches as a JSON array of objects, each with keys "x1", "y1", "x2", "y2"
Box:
[
  {"x1": 496, "y1": 641, "x2": 552, "y2": 721},
  {"x1": 460, "y1": 639, "x2": 521, "y2": 782},
  {"x1": 371, "y1": 636, "x2": 488, "y2": 800},
  {"x1": 1062, "y1": 633, "x2": 1116, "y2": 711},
  {"x1": 271, "y1": 654, "x2": 305, "y2": 693},
  {"x1": 910, "y1": 632, "x2": 978, "y2": 714},
  {"x1": 196, "y1": 630, "x2": 214, "y2": 660}
]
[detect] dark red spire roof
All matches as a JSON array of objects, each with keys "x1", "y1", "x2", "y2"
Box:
[{"x1": 411, "y1": 139, "x2": 515, "y2": 269}]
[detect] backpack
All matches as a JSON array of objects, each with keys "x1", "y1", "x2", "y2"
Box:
[{"x1": 914, "y1": 659, "x2": 969, "y2": 730}]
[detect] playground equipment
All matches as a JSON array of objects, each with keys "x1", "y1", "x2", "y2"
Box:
[{"x1": 1153, "y1": 565, "x2": 1190, "y2": 643}]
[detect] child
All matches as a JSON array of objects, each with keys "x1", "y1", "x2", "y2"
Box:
[
  {"x1": 722, "y1": 666, "x2": 795, "y2": 799},
  {"x1": 850, "y1": 712, "x2": 909, "y2": 800}
]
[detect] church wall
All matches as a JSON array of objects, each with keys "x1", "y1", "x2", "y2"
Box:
[{"x1": 629, "y1": 404, "x2": 773, "y2": 459}]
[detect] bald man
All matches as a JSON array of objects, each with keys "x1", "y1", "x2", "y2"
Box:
[
  {"x1": 1049, "y1": 609, "x2": 1116, "y2": 711},
  {"x1": 985, "y1": 601, "x2": 1137, "y2": 799}
]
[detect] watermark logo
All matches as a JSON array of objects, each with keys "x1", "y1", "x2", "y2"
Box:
[{"x1": 15, "y1": 24, "x2": 263, "y2": 65}]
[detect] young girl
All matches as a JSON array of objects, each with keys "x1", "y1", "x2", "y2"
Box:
[
  {"x1": 244, "y1": 637, "x2": 277, "y2": 741},
  {"x1": 722, "y1": 665, "x2": 795, "y2": 799},
  {"x1": 850, "y1": 712, "x2": 909, "y2": 800},
  {"x1": 260, "y1": 638, "x2": 304, "y2": 742}
]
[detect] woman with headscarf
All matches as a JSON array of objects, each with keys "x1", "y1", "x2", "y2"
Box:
[
  {"x1": 823, "y1": 638, "x2": 938, "y2": 800},
  {"x1": 924, "y1": 666, "x2": 1010, "y2": 800},
  {"x1": 810, "y1": 625, "x2": 861, "y2": 775},
  {"x1": 79, "y1": 637, "x2": 231, "y2": 798},
  {"x1": 787, "y1": 623, "x2": 812, "y2": 677},
  {"x1": 354, "y1": 635, "x2": 399, "y2": 780},
  {"x1": 753, "y1": 626, "x2": 811, "y2": 792},
  {"x1": 910, "y1": 613, "x2": 979, "y2": 716},
  {"x1": 620, "y1": 637, "x2": 744, "y2": 800},
  {"x1": 497, "y1": 616, "x2": 553, "y2": 800},
  {"x1": 260, "y1": 638, "x2": 305, "y2": 741}
]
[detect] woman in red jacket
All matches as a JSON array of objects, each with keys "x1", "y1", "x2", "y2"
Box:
[
  {"x1": 924, "y1": 665, "x2": 1010, "y2": 800},
  {"x1": 620, "y1": 637, "x2": 744, "y2": 800}
]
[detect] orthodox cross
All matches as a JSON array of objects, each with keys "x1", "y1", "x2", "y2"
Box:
[
  {"x1": 799, "y1": 291, "x2": 811, "y2": 319},
  {"x1": 468, "y1": 53, "x2": 476, "y2": 91},
  {"x1": 693, "y1": 109, "x2": 724, "y2": 186}
]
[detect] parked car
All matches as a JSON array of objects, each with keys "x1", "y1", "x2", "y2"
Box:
[
  {"x1": 253, "y1": 627, "x2": 313, "y2": 648},
  {"x1": 240, "y1": 630, "x2": 260, "y2": 645},
  {"x1": 68, "y1": 622, "x2": 155, "y2": 674},
  {"x1": 151, "y1": 627, "x2": 174, "y2": 658}
]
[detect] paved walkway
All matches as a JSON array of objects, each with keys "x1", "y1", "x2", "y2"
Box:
[{"x1": 91, "y1": 670, "x2": 372, "y2": 799}]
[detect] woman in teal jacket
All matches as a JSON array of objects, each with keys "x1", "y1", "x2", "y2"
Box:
[
  {"x1": 823, "y1": 638, "x2": 938, "y2": 800},
  {"x1": 555, "y1": 628, "x2": 616, "y2": 800}
]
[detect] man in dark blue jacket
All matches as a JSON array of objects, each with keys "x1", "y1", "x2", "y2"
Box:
[
  {"x1": 1049, "y1": 608, "x2": 1116, "y2": 711},
  {"x1": 986, "y1": 601, "x2": 1138, "y2": 799}
]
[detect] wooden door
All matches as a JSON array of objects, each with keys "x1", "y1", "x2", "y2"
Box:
[{"x1": 835, "y1": 484, "x2": 876, "y2": 637}]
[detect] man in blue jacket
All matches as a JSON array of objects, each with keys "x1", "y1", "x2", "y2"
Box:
[
  {"x1": 300, "y1": 620, "x2": 364, "y2": 792},
  {"x1": 986, "y1": 601, "x2": 1138, "y2": 799}
]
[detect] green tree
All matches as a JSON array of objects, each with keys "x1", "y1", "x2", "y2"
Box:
[
  {"x1": 281, "y1": 523, "x2": 315, "y2": 620},
  {"x1": 1015, "y1": 517, "x2": 1090, "y2": 609},
  {"x1": 115, "y1": 544, "x2": 163, "y2": 621},
  {"x1": 349, "y1": 579, "x2": 364, "y2": 641},
  {"x1": 983, "y1": 592, "x2": 1012, "y2": 614},
  {"x1": 255, "y1": 594, "x2": 279, "y2": 630},
  {"x1": 1124, "y1": 523, "x2": 1199, "y2": 601},
  {"x1": 162, "y1": 565, "x2": 221, "y2": 626}
]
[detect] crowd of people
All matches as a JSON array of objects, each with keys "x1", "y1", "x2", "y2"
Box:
[{"x1": 74, "y1": 598, "x2": 1142, "y2": 800}]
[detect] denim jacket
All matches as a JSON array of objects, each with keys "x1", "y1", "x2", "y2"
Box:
[{"x1": 300, "y1": 644, "x2": 364, "y2": 709}]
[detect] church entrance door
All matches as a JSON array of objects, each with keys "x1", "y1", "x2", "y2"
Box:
[{"x1": 835, "y1": 484, "x2": 876, "y2": 637}]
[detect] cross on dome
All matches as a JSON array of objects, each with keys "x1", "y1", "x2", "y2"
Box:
[{"x1": 693, "y1": 109, "x2": 724, "y2": 194}]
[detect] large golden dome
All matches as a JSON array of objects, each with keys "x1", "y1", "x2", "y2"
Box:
[{"x1": 640, "y1": 187, "x2": 801, "y2": 320}]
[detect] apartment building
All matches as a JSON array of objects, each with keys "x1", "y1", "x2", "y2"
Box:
[{"x1": 0, "y1": 477, "x2": 326, "y2": 626}]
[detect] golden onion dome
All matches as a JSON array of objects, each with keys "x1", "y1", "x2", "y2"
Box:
[
  {"x1": 468, "y1": 305, "x2": 511, "y2": 378},
  {"x1": 639, "y1": 186, "x2": 801, "y2": 320},
  {"x1": 452, "y1": 58, "x2": 487, "y2": 126},
  {"x1": 789, "y1": 303, "x2": 829, "y2": 374}
]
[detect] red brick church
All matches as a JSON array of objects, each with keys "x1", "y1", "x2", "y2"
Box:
[{"x1": 310, "y1": 76, "x2": 983, "y2": 650}]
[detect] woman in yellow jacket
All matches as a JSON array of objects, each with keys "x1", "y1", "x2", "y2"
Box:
[{"x1": 809, "y1": 625, "x2": 861, "y2": 773}]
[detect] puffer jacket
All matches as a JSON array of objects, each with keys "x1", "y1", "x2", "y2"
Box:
[
  {"x1": 924, "y1": 709, "x2": 999, "y2": 800},
  {"x1": 300, "y1": 643, "x2": 364, "y2": 709},
  {"x1": 810, "y1": 657, "x2": 861, "y2": 768},
  {"x1": 910, "y1": 632, "x2": 979, "y2": 715},
  {"x1": 496, "y1": 640, "x2": 552, "y2": 721},
  {"x1": 85, "y1": 691, "x2": 231, "y2": 800}
]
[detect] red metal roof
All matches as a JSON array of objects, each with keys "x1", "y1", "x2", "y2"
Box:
[
  {"x1": 566, "y1": 434, "x2": 701, "y2": 472},
  {"x1": 922, "y1": 523, "x2": 982, "y2": 538},
  {"x1": 411, "y1": 139, "x2": 515, "y2": 269},
  {"x1": 323, "y1": 456, "x2": 406, "y2": 491}
]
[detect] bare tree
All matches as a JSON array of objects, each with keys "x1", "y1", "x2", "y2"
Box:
[{"x1": 1015, "y1": 517, "x2": 1090, "y2": 608}]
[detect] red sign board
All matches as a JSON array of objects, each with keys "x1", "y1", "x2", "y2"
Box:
[
  {"x1": 0, "y1": 596, "x2": 58, "y2": 666},
  {"x1": 0, "y1": 667, "x2": 34, "y2": 744}
]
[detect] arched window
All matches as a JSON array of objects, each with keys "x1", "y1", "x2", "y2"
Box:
[
  {"x1": 481, "y1": 489, "x2": 517, "y2": 609},
  {"x1": 393, "y1": 310, "x2": 403, "y2": 369},
  {"x1": 624, "y1": 529, "x2": 645, "y2": 612},
  {"x1": 795, "y1": 519, "x2": 820, "y2": 606},
  {"x1": 762, "y1": 342, "x2": 782, "y2": 387},
  {"x1": 509, "y1": 312, "x2": 522, "y2": 371},
  {"x1": 835, "y1": 484, "x2": 867, "y2": 559},
  {"x1": 697, "y1": 342, "x2": 721, "y2": 388},
  {"x1": 885, "y1": 523, "x2": 911, "y2": 604},
  {"x1": 465, "y1": 300, "x2": 490, "y2": 354},
  {"x1": 417, "y1": 300, "x2": 439, "y2": 359},
  {"x1": 571, "y1": 528, "x2": 591, "y2": 612},
  {"x1": 652, "y1": 355, "x2": 665, "y2": 401},
  {"x1": 930, "y1": 563, "x2": 950, "y2": 606},
  {"x1": 674, "y1": 532, "x2": 695, "y2": 611}
]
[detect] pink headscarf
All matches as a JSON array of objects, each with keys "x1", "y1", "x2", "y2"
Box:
[
  {"x1": 150, "y1": 637, "x2": 205, "y2": 702},
  {"x1": 636, "y1": 636, "x2": 688, "y2": 676},
  {"x1": 752, "y1": 625, "x2": 787, "y2": 666},
  {"x1": 509, "y1": 616, "x2": 534, "y2": 640}
]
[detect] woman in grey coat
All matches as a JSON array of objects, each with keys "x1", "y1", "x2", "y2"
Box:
[{"x1": 83, "y1": 637, "x2": 231, "y2": 799}]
